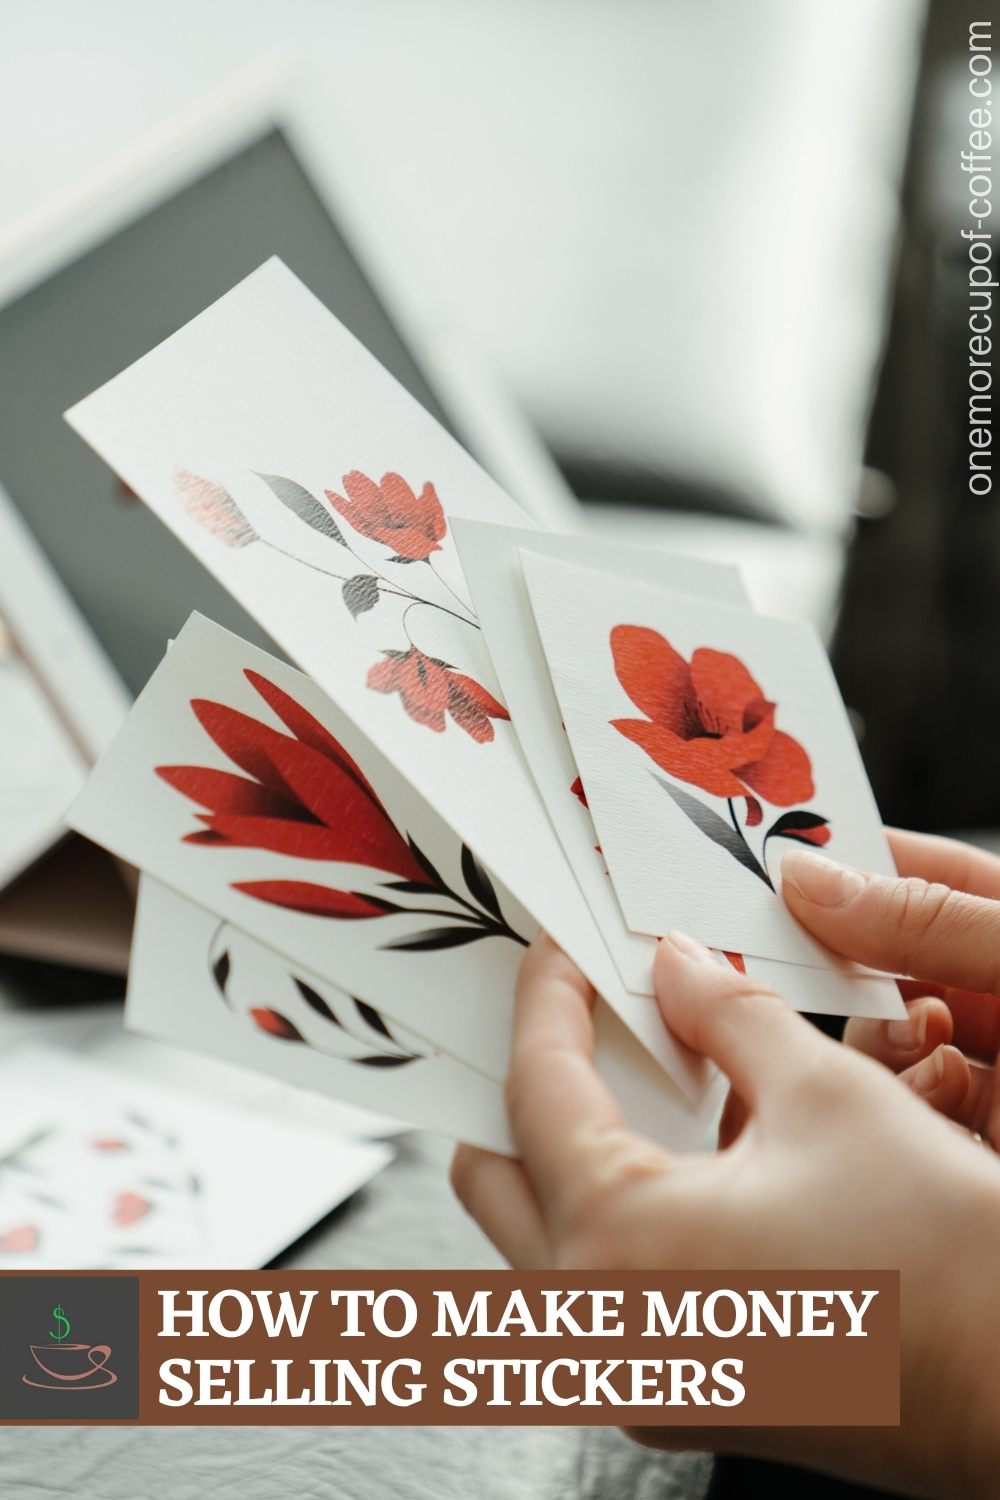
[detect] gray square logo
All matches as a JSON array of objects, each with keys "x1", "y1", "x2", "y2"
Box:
[{"x1": 0, "y1": 1276, "x2": 139, "y2": 1421}]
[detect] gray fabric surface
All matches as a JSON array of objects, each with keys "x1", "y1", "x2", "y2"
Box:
[
  {"x1": 0, "y1": 1102, "x2": 712, "y2": 1499},
  {"x1": 0, "y1": 1425, "x2": 712, "y2": 1500}
]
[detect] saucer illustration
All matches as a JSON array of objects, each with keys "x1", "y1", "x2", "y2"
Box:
[{"x1": 21, "y1": 1304, "x2": 118, "y2": 1390}]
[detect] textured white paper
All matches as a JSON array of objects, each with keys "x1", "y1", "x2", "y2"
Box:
[
  {"x1": 130, "y1": 879, "x2": 725, "y2": 1158},
  {"x1": 0, "y1": 1046, "x2": 392, "y2": 1269},
  {"x1": 523, "y1": 552, "x2": 898, "y2": 973},
  {"x1": 131, "y1": 877, "x2": 517, "y2": 1157}
]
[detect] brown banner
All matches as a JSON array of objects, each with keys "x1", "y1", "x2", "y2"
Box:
[{"x1": 0, "y1": 1270, "x2": 899, "y2": 1426}]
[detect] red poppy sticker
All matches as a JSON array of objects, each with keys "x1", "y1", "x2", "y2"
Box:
[{"x1": 609, "y1": 625, "x2": 830, "y2": 889}]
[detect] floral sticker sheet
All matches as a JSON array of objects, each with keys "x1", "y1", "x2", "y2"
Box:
[
  {"x1": 0, "y1": 1046, "x2": 391, "y2": 1269},
  {"x1": 129, "y1": 879, "x2": 722, "y2": 1159},
  {"x1": 64, "y1": 258, "x2": 701, "y2": 1098},
  {"x1": 521, "y1": 552, "x2": 898, "y2": 973},
  {"x1": 130, "y1": 878, "x2": 517, "y2": 1157},
  {"x1": 67, "y1": 613, "x2": 530, "y2": 1084},
  {"x1": 456, "y1": 521, "x2": 904, "y2": 1021}
]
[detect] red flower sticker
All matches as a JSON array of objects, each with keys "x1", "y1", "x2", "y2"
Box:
[
  {"x1": 160, "y1": 671, "x2": 527, "y2": 948},
  {"x1": 609, "y1": 625, "x2": 829, "y2": 888},
  {"x1": 0, "y1": 1225, "x2": 38, "y2": 1253},
  {"x1": 233, "y1": 881, "x2": 398, "y2": 918},
  {"x1": 367, "y1": 648, "x2": 509, "y2": 743},
  {"x1": 111, "y1": 1192, "x2": 152, "y2": 1227},
  {"x1": 610, "y1": 626, "x2": 813, "y2": 805},
  {"x1": 157, "y1": 670, "x2": 430, "y2": 884},
  {"x1": 249, "y1": 1007, "x2": 304, "y2": 1041},
  {"x1": 325, "y1": 471, "x2": 446, "y2": 562},
  {"x1": 176, "y1": 465, "x2": 505, "y2": 744},
  {"x1": 175, "y1": 467, "x2": 258, "y2": 548}
]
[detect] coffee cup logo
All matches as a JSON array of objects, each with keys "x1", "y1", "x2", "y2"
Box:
[{"x1": 22, "y1": 1304, "x2": 118, "y2": 1391}]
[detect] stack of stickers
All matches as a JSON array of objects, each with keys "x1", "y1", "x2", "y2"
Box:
[{"x1": 65, "y1": 261, "x2": 904, "y2": 1157}]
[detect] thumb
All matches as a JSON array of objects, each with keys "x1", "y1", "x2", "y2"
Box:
[
  {"x1": 653, "y1": 932, "x2": 830, "y2": 1109},
  {"x1": 782, "y1": 848, "x2": 1000, "y2": 995}
]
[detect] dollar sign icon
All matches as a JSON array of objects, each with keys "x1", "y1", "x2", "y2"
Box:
[{"x1": 50, "y1": 1304, "x2": 70, "y2": 1344}]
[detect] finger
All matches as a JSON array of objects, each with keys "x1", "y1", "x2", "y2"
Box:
[
  {"x1": 987, "y1": 1068, "x2": 1000, "y2": 1150},
  {"x1": 843, "y1": 995, "x2": 953, "y2": 1073},
  {"x1": 717, "y1": 1087, "x2": 749, "y2": 1150},
  {"x1": 781, "y1": 848, "x2": 1000, "y2": 995},
  {"x1": 887, "y1": 828, "x2": 1000, "y2": 900},
  {"x1": 450, "y1": 1145, "x2": 549, "y2": 1268},
  {"x1": 896, "y1": 979, "x2": 1000, "y2": 1063},
  {"x1": 899, "y1": 1045, "x2": 994, "y2": 1136},
  {"x1": 653, "y1": 931, "x2": 827, "y2": 1108},
  {"x1": 897, "y1": 979, "x2": 945, "y2": 1003},
  {"x1": 929, "y1": 987, "x2": 1000, "y2": 1064},
  {"x1": 506, "y1": 932, "x2": 631, "y2": 1220}
]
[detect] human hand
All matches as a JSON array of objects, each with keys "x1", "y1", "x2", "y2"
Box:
[
  {"x1": 451, "y1": 932, "x2": 1000, "y2": 1498},
  {"x1": 782, "y1": 829, "x2": 1000, "y2": 1148}
]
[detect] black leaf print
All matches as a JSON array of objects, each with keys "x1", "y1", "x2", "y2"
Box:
[
  {"x1": 405, "y1": 836, "x2": 443, "y2": 887},
  {"x1": 211, "y1": 948, "x2": 230, "y2": 996},
  {"x1": 290, "y1": 978, "x2": 421, "y2": 1065},
  {"x1": 460, "y1": 844, "x2": 503, "y2": 921},
  {"x1": 343, "y1": 574, "x2": 379, "y2": 619},
  {"x1": 382, "y1": 926, "x2": 490, "y2": 952},
  {"x1": 652, "y1": 774, "x2": 773, "y2": 888},
  {"x1": 293, "y1": 978, "x2": 344, "y2": 1028},
  {"x1": 256, "y1": 473, "x2": 345, "y2": 545},
  {"x1": 354, "y1": 1000, "x2": 395, "y2": 1040},
  {"x1": 356, "y1": 1054, "x2": 417, "y2": 1068},
  {"x1": 763, "y1": 811, "x2": 831, "y2": 847}
]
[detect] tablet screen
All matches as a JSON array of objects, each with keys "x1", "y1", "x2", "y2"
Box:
[{"x1": 0, "y1": 128, "x2": 455, "y2": 695}]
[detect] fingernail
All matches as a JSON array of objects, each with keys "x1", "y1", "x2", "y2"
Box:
[
  {"x1": 913, "y1": 1047, "x2": 945, "y2": 1094},
  {"x1": 781, "y1": 849, "x2": 866, "y2": 907},
  {"x1": 666, "y1": 930, "x2": 714, "y2": 964},
  {"x1": 887, "y1": 1007, "x2": 928, "y2": 1052}
]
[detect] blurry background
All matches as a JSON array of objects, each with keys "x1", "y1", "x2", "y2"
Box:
[
  {"x1": 3, "y1": 0, "x2": 922, "y2": 616},
  {"x1": 0, "y1": 0, "x2": 917, "y2": 561},
  {"x1": 8, "y1": 0, "x2": 1000, "y2": 915},
  {"x1": 4, "y1": 0, "x2": 996, "y2": 844},
  {"x1": 2, "y1": 3, "x2": 999, "y2": 1496}
]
